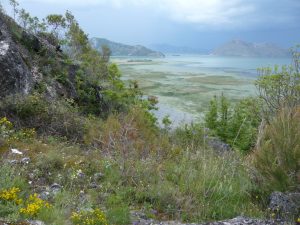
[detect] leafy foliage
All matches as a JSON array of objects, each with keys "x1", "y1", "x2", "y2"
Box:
[
  {"x1": 256, "y1": 46, "x2": 300, "y2": 121},
  {"x1": 205, "y1": 95, "x2": 261, "y2": 152},
  {"x1": 46, "y1": 14, "x2": 66, "y2": 40},
  {"x1": 0, "y1": 94, "x2": 86, "y2": 140}
]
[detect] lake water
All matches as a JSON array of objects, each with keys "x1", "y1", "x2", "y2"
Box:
[{"x1": 113, "y1": 55, "x2": 291, "y2": 126}]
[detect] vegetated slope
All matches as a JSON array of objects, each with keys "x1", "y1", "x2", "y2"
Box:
[
  {"x1": 90, "y1": 37, "x2": 165, "y2": 57},
  {"x1": 212, "y1": 39, "x2": 290, "y2": 57},
  {"x1": 0, "y1": 2, "x2": 299, "y2": 225}
]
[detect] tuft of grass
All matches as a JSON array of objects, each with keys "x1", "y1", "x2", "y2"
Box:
[{"x1": 251, "y1": 107, "x2": 300, "y2": 198}]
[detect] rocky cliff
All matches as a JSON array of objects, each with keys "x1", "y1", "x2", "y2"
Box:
[
  {"x1": 0, "y1": 12, "x2": 77, "y2": 100},
  {"x1": 0, "y1": 15, "x2": 32, "y2": 97}
]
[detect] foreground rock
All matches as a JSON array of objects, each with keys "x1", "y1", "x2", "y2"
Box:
[
  {"x1": 207, "y1": 137, "x2": 232, "y2": 154},
  {"x1": 268, "y1": 192, "x2": 300, "y2": 220},
  {"x1": 132, "y1": 217, "x2": 285, "y2": 225}
]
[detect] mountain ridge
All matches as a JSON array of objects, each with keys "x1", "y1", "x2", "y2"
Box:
[
  {"x1": 212, "y1": 39, "x2": 290, "y2": 57},
  {"x1": 90, "y1": 37, "x2": 165, "y2": 57},
  {"x1": 150, "y1": 43, "x2": 208, "y2": 54}
]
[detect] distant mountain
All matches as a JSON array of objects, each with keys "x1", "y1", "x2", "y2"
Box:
[
  {"x1": 90, "y1": 38, "x2": 165, "y2": 57},
  {"x1": 150, "y1": 43, "x2": 208, "y2": 54},
  {"x1": 212, "y1": 40, "x2": 290, "y2": 57}
]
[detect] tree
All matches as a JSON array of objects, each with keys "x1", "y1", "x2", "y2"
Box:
[
  {"x1": 204, "y1": 95, "x2": 261, "y2": 152},
  {"x1": 38, "y1": 18, "x2": 48, "y2": 33},
  {"x1": 9, "y1": 0, "x2": 19, "y2": 20},
  {"x1": 205, "y1": 95, "x2": 218, "y2": 130},
  {"x1": 18, "y1": 9, "x2": 30, "y2": 30},
  {"x1": 101, "y1": 45, "x2": 111, "y2": 63},
  {"x1": 64, "y1": 11, "x2": 90, "y2": 59},
  {"x1": 46, "y1": 14, "x2": 66, "y2": 40},
  {"x1": 28, "y1": 16, "x2": 40, "y2": 34},
  {"x1": 256, "y1": 46, "x2": 300, "y2": 122},
  {"x1": 65, "y1": 10, "x2": 75, "y2": 27},
  {"x1": 228, "y1": 98, "x2": 261, "y2": 151},
  {"x1": 218, "y1": 93, "x2": 230, "y2": 138},
  {"x1": 0, "y1": 2, "x2": 4, "y2": 14}
]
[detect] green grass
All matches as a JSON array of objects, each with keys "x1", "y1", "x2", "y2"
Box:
[{"x1": 0, "y1": 107, "x2": 266, "y2": 224}]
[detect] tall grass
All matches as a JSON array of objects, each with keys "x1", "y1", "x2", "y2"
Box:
[
  {"x1": 251, "y1": 107, "x2": 300, "y2": 197},
  {"x1": 84, "y1": 109, "x2": 263, "y2": 222}
]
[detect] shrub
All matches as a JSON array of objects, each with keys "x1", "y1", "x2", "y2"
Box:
[
  {"x1": 204, "y1": 96, "x2": 261, "y2": 152},
  {"x1": 0, "y1": 164, "x2": 28, "y2": 193},
  {"x1": 107, "y1": 206, "x2": 130, "y2": 225},
  {"x1": 172, "y1": 123, "x2": 205, "y2": 150},
  {"x1": 0, "y1": 117, "x2": 14, "y2": 139},
  {"x1": 0, "y1": 94, "x2": 86, "y2": 141},
  {"x1": 106, "y1": 195, "x2": 130, "y2": 225},
  {"x1": 20, "y1": 193, "x2": 52, "y2": 218},
  {"x1": 251, "y1": 107, "x2": 300, "y2": 197},
  {"x1": 35, "y1": 150, "x2": 64, "y2": 181},
  {"x1": 71, "y1": 208, "x2": 108, "y2": 225},
  {"x1": 256, "y1": 47, "x2": 300, "y2": 121}
]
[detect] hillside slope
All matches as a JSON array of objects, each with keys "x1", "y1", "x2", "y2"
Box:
[
  {"x1": 90, "y1": 37, "x2": 165, "y2": 57},
  {"x1": 212, "y1": 39, "x2": 290, "y2": 57}
]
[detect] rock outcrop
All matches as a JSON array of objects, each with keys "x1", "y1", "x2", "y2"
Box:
[
  {"x1": 268, "y1": 192, "x2": 300, "y2": 221},
  {"x1": 0, "y1": 15, "x2": 32, "y2": 98},
  {"x1": 207, "y1": 137, "x2": 232, "y2": 154},
  {"x1": 132, "y1": 216, "x2": 285, "y2": 225},
  {"x1": 0, "y1": 12, "x2": 78, "y2": 100}
]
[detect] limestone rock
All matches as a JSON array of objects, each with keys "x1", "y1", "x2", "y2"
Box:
[
  {"x1": 268, "y1": 191, "x2": 300, "y2": 220},
  {"x1": 0, "y1": 15, "x2": 32, "y2": 98}
]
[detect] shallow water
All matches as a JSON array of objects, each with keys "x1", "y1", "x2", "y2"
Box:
[{"x1": 112, "y1": 55, "x2": 291, "y2": 125}]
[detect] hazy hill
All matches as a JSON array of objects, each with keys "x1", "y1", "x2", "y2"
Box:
[
  {"x1": 212, "y1": 39, "x2": 290, "y2": 57},
  {"x1": 90, "y1": 37, "x2": 165, "y2": 57},
  {"x1": 150, "y1": 43, "x2": 208, "y2": 54}
]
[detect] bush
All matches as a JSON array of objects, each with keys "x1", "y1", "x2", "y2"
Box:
[
  {"x1": 251, "y1": 108, "x2": 300, "y2": 197},
  {"x1": 172, "y1": 123, "x2": 205, "y2": 150},
  {"x1": 35, "y1": 151, "x2": 64, "y2": 181},
  {"x1": 256, "y1": 48, "x2": 300, "y2": 121},
  {"x1": 0, "y1": 94, "x2": 86, "y2": 141},
  {"x1": 204, "y1": 96, "x2": 261, "y2": 152},
  {"x1": 71, "y1": 208, "x2": 108, "y2": 225},
  {"x1": 0, "y1": 164, "x2": 29, "y2": 222}
]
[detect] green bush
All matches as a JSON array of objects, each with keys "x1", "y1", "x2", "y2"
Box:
[
  {"x1": 252, "y1": 108, "x2": 300, "y2": 197},
  {"x1": 106, "y1": 194, "x2": 130, "y2": 225},
  {"x1": 205, "y1": 96, "x2": 261, "y2": 152},
  {"x1": 172, "y1": 123, "x2": 205, "y2": 150},
  {"x1": 35, "y1": 151, "x2": 64, "y2": 181},
  {"x1": 0, "y1": 94, "x2": 86, "y2": 141},
  {"x1": 0, "y1": 164, "x2": 29, "y2": 222}
]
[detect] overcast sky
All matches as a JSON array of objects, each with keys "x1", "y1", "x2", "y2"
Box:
[{"x1": 2, "y1": 0, "x2": 300, "y2": 49}]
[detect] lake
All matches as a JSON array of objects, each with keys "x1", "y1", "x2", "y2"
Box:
[{"x1": 112, "y1": 55, "x2": 291, "y2": 126}]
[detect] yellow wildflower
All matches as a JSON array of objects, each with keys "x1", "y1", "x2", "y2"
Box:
[
  {"x1": 71, "y1": 208, "x2": 108, "y2": 225},
  {"x1": 20, "y1": 193, "x2": 52, "y2": 218}
]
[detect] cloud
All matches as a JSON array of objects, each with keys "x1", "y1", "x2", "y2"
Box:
[
  {"x1": 153, "y1": 0, "x2": 255, "y2": 26},
  {"x1": 19, "y1": 0, "x2": 300, "y2": 29}
]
